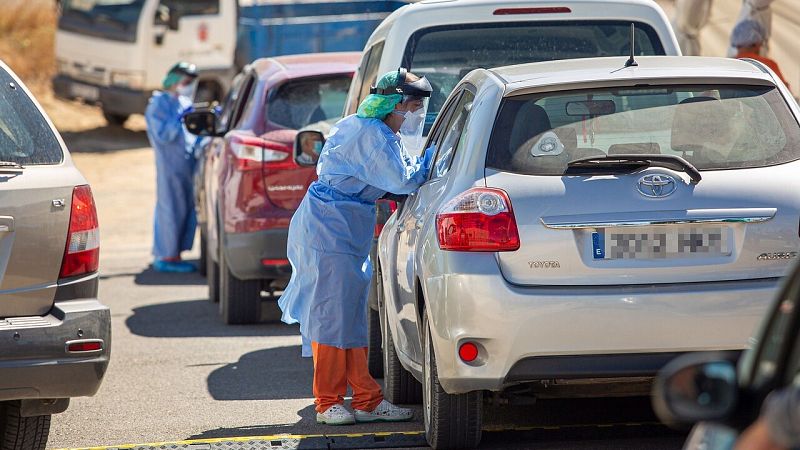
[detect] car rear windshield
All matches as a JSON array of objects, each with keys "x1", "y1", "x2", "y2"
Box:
[
  {"x1": 486, "y1": 84, "x2": 800, "y2": 174},
  {"x1": 0, "y1": 69, "x2": 63, "y2": 165},
  {"x1": 403, "y1": 21, "x2": 665, "y2": 131},
  {"x1": 266, "y1": 75, "x2": 352, "y2": 130}
]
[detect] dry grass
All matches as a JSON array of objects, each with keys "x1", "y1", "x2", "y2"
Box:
[{"x1": 0, "y1": 0, "x2": 57, "y2": 88}]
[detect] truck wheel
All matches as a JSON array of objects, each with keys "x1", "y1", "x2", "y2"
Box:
[
  {"x1": 0, "y1": 401, "x2": 50, "y2": 450},
  {"x1": 422, "y1": 311, "x2": 482, "y2": 450},
  {"x1": 381, "y1": 294, "x2": 421, "y2": 404},
  {"x1": 218, "y1": 236, "x2": 261, "y2": 324},
  {"x1": 198, "y1": 227, "x2": 208, "y2": 278},
  {"x1": 102, "y1": 111, "x2": 128, "y2": 127},
  {"x1": 206, "y1": 228, "x2": 220, "y2": 303}
]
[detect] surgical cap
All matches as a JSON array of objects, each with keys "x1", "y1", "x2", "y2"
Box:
[
  {"x1": 730, "y1": 20, "x2": 766, "y2": 48},
  {"x1": 162, "y1": 62, "x2": 198, "y2": 89},
  {"x1": 357, "y1": 71, "x2": 403, "y2": 119}
]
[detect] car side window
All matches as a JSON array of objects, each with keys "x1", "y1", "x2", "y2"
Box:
[
  {"x1": 358, "y1": 41, "x2": 386, "y2": 106},
  {"x1": 229, "y1": 74, "x2": 256, "y2": 130},
  {"x1": 217, "y1": 74, "x2": 245, "y2": 132},
  {"x1": 430, "y1": 90, "x2": 475, "y2": 180},
  {"x1": 344, "y1": 49, "x2": 371, "y2": 117},
  {"x1": 158, "y1": 0, "x2": 219, "y2": 17}
]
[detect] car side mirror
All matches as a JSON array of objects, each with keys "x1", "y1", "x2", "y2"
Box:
[
  {"x1": 167, "y1": 9, "x2": 180, "y2": 31},
  {"x1": 294, "y1": 130, "x2": 325, "y2": 166},
  {"x1": 652, "y1": 353, "x2": 739, "y2": 427},
  {"x1": 183, "y1": 111, "x2": 221, "y2": 137}
]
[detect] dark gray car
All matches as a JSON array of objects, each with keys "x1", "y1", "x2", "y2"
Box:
[{"x1": 0, "y1": 60, "x2": 111, "y2": 450}]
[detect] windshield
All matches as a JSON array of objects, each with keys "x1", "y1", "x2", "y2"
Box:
[
  {"x1": 0, "y1": 69, "x2": 63, "y2": 165},
  {"x1": 267, "y1": 76, "x2": 352, "y2": 130},
  {"x1": 487, "y1": 84, "x2": 800, "y2": 175},
  {"x1": 59, "y1": 0, "x2": 145, "y2": 42},
  {"x1": 404, "y1": 21, "x2": 665, "y2": 133}
]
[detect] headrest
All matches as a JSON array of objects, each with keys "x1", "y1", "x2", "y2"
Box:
[{"x1": 608, "y1": 142, "x2": 661, "y2": 155}]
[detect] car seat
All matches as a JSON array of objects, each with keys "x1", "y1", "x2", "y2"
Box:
[
  {"x1": 671, "y1": 96, "x2": 727, "y2": 159},
  {"x1": 608, "y1": 142, "x2": 661, "y2": 155}
]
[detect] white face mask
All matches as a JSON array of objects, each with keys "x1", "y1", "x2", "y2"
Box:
[{"x1": 176, "y1": 81, "x2": 197, "y2": 100}]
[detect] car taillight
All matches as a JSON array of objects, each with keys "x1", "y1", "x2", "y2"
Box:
[
  {"x1": 374, "y1": 199, "x2": 399, "y2": 237},
  {"x1": 59, "y1": 185, "x2": 100, "y2": 278},
  {"x1": 230, "y1": 135, "x2": 291, "y2": 171},
  {"x1": 436, "y1": 188, "x2": 520, "y2": 252}
]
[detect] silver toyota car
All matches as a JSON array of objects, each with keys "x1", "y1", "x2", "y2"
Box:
[{"x1": 376, "y1": 55, "x2": 800, "y2": 449}]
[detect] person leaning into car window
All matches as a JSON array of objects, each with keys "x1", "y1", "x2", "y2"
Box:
[
  {"x1": 278, "y1": 69, "x2": 434, "y2": 426},
  {"x1": 735, "y1": 386, "x2": 800, "y2": 450}
]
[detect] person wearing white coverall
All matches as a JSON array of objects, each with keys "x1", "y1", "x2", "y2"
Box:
[
  {"x1": 279, "y1": 69, "x2": 434, "y2": 425},
  {"x1": 144, "y1": 62, "x2": 200, "y2": 273}
]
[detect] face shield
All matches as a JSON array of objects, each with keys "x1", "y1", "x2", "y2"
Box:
[
  {"x1": 176, "y1": 77, "x2": 199, "y2": 101},
  {"x1": 395, "y1": 75, "x2": 432, "y2": 154}
]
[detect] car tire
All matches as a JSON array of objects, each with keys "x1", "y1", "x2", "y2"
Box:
[
  {"x1": 381, "y1": 290, "x2": 422, "y2": 404},
  {"x1": 367, "y1": 305, "x2": 383, "y2": 378},
  {"x1": 422, "y1": 311, "x2": 482, "y2": 450},
  {"x1": 218, "y1": 235, "x2": 261, "y2": 324},
  {"x1": 206, "y1": 229, "x2": 220, "y2": 303},
  {"x1": 198, "y1": 227, "x2": 208, "y2": 278},
  {"x1": 0, "y1": 401, "x2": 50, "y2": 450},
  {"x1": 367, "y1": 263, "x2": 384, "y2": 378},
  {"x1": 102, "y1": 111, "x2": 128, "y2": 127}
]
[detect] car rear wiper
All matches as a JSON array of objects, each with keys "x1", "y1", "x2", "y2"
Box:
[{"x1": 565, "y1": 154, "x2": 702, "y2": 184}]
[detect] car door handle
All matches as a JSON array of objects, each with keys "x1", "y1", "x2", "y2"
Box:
[
  {"x1": 397, "y1": 222, "x2": 406, "y2": 232},
  {"x1": 414, "y1": 219, "x2": 422, "y2": 230}
]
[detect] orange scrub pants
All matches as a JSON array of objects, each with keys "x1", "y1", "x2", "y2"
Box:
[{"x1": 311, "y1": 341, "x2": 383, "y2": 413}]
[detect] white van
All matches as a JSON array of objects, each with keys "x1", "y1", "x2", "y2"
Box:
[
  {"x1": 344, "y1": 0, "x2": 681, "y2": 130},
  {"x1": 350, "y1": 0, "x2": 683, "y2": 437}
]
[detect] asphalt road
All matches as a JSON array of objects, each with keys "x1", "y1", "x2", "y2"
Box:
[{"x1": 42, "y1": 136, "x2": 689, "y2": 450}]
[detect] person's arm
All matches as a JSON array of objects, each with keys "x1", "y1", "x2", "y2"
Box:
[
  {"x1": 735, "y1": 386, "x2": 800, "y2": 450},
  {"x1": 365, "y1": 139, "x2": 434, "y2": 195},
  {"x1": 145, "y1": 95, "x2": 183, "y2": 146}
]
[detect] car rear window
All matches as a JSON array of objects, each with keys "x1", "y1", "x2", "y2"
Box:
[
  {"x1": 266, "y1": 75, "x2": 352, "y2": 130},
  {"x1": 486, "y1": 84, "x2": 800, "y2": 174},
  {"x1": 403, "y1": 21, "x2": 665, "y2": 132},
  {"x1": 0, "y1": 68, "x2": 63, "y2": 165}
]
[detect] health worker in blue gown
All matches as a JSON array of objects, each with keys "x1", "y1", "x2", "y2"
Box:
[
  {"x1": 279, "y1": 69, "x2": 434, "y2": 425},
  {"x1": 145, "y1": 62, "x2": 201, "y2": 273}
]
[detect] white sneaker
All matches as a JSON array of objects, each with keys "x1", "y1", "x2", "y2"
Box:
[
  {"x1": 354, "y1": 399, "x2": 414, "y2": 423},
  {"x1": 316, "y1": 404, "x2": 355, "y2": 425}
]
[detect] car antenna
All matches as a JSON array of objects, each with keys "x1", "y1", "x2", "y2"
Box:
[{"x1": 625, "y1": 23, "x2": 638, "y2": 67}]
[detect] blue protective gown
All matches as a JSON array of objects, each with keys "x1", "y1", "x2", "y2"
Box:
[
  {"x1": 145, "y1": 91, "x2": 198, "y2": 259},
  {"x1": 279, "y1": 115, "x2": 434, "y2": 357}
]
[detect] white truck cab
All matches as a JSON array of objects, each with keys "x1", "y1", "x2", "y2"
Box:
[{"x1": 55, "y1": 0, "x2": 236, "y2": 125}]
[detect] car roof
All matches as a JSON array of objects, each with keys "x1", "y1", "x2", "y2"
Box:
[
  {"x1": 477, "y1": 56, "x2": 776, "y2": 94},
  {"x1": 250, "y1": 52, "x2": 361, "y2": 80}
]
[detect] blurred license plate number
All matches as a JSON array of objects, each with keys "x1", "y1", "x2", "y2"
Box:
[
  {"x1": 592, "y1": 227, "x2": 730, "y2": 260},
  {"x1": 70, "y1": 83, "x2": 99, "y2": 101}
]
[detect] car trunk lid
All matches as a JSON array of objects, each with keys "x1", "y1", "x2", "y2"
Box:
[
  {"x1": 485, "y1": 163, "x2": 800, "y2": 286},
  {"x1": 0, "y1": 167, "x2": 75, "y2": 317}
]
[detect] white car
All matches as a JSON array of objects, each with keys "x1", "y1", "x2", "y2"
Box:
[
  {"x1": 377, "y1": 55, "x2": 800, "y2": 449},
  {"x1": 344, "y1": 0, "x2": 682, "y2": 382}
]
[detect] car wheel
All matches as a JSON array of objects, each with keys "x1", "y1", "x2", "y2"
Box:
[
  {"x1": 0, "y1": 401, "x2": 50, "y2": 450},
  {"x1": 206, "y1": 228, "x2": 220, "y2": 303},
  {"x1": 198, "y1": 227, "x2": 208, "y2": 278},
  {"x1": 367, "y1": 264, "x2": 384, "y2": 378},
  {"x1": 218, "y1": 234, "x2": 261, "y2": 324},
  {"x1": 423, "y1": 311, "x2": 482, "y2": 450},
  {"x1": 381, "y1": 290, "x2": 422, "y2": 404},
  {"x1": 102, "y1": 110, "x2": 128, "y2": 127}
]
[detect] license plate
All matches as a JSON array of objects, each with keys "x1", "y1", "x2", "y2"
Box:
[
  {"x1": 70, "y1": 83, "x2": 99, "y2": 101},
  {"x1": 592, "y1": 226, "x2": 731, "y2": 260}
]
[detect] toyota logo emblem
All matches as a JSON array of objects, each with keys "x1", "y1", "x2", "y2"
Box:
[{"x1": 637, "y1": 174, "x2": 677, "y2": 198}]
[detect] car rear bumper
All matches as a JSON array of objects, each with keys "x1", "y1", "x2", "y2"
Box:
[
  {"x1": 0, "y1": 299, "x2": 111, "y2": 401},
  {"x1": 52, "y1": 74, "x2": 149, "y2": 116},
  {"x1": 224, "y1": 229, "x2": 291, "y2": 281},
  {"x1": 424, "y1": 254, "x2": 776, "y2": 394}
]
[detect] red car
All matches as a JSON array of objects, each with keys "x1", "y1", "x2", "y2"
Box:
[{"x1": 190, "y1": 53, "x2": 359, "y2": 324}]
